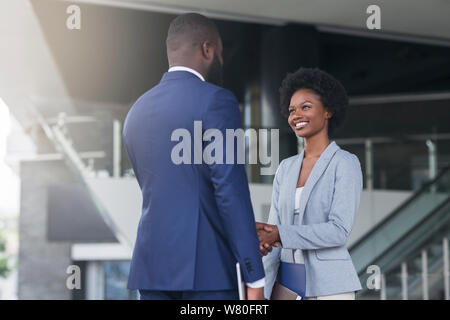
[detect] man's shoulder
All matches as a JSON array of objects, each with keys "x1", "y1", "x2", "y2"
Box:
[
  {"x1": 193, "y1": 83, "x2": 239, "y2": 115},
  {"x1": 158, "y1": 75, "x2": 237, "y2": 102},
  {"x1": 130, "y1": 79, "x2": 238, "y2": 118},
  {"x1": 199, "y1": 82, "x2": 237, "y2": 102}
]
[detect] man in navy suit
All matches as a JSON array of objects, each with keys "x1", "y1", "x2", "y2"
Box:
[{"x1": 123, "y1": 13, "x2": 265, "y2": 300}]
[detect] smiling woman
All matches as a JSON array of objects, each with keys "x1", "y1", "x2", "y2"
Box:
[
  {"x1": 280, "y1": 67, "x2": 348, "y2": 138},
  {"x1": 259, "y1": 67, "x2": 362, "y2": 300},
  {"x1": 287, "y1": 89, "x2": 331, "y2": 139}
]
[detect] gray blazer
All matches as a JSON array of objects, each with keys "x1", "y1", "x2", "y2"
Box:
[{"x1": 263, "y1": 141, "x2": 363, "y2": 298}]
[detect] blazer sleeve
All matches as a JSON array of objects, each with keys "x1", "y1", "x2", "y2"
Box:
[
  {"x1": 262, "y1": 161, "x2": 284, "y2": 299},
  {"x1": 277, "y1": 154, "x2": 363, "y2": 250},
  {"x1": 202, "y1": 88, "x2": 265, "y2": 283}
]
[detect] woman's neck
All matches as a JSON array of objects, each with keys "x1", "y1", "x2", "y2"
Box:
[{"x1": 303, "y1": 132, "x2": 330, "y2": 159}]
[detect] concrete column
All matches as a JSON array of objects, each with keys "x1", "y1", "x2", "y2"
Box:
[
  {"x1": 113, "y1": 119, "x2": 121, "y2": 178},
  {"x1": 18, "y1": 160, "x2": 74, "y2": 299},
  {"x1": 365, "y1": 139, "x2": 373, "y2": 190},
  {"x1": 259, "y1": 25, "x2": 319, "y2": 183}
]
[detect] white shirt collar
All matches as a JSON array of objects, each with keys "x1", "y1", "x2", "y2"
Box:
[{"x1": 168, "y1": 66, "x2": 205, "y2": 81}]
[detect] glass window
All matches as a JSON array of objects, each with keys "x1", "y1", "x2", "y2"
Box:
[{"x1": 104, "y1": 261, "x2": 138, "y2": 300}]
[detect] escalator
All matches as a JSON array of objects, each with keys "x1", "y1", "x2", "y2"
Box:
[{"x1": 349, "y1": 166, "x2": 450, "y2": 299}]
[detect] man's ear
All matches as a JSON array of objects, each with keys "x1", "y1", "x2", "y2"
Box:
[{"x1": 201, "y1": 41, "x2": 214, "y2": 61}]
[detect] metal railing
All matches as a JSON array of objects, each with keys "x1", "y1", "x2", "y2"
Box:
[
  {"x1": 352, "y1": 170, "x2": 450, "y2": 299},
  {"x1": 350, "y1": 166, "x2": 450, "y2": 275},
  {"x1": 27, "y1": 103, "x2": 132, "y2": 248}
]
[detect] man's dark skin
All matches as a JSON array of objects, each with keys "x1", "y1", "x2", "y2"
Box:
[
  {"x1": 256, "y1": 222, "x2": 281, "y2": 256},
  {"x1": 166, "y1": 14, "x2": 264, "y2": 300}
]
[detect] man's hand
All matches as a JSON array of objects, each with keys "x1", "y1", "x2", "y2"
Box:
[
  {"x1": 246, "y1": 286, "x2": 264, "y2": 300},
  {"x1": 256, "y1": 222, "x2": 281, "y2": 256}
]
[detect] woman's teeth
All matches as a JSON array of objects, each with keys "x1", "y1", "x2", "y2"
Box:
[{"x1": 295, "y1": 122, "x2": 308, "y2": 128}]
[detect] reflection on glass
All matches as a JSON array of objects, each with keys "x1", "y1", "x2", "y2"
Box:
[{"x1": 104, "y1": 261, "x2": 138, "y2": 300}]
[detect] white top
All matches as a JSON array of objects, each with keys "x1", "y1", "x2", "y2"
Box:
[
  {"x1": 295, "y1": 187, "x2": 304, "y2": 211},
  {"x1": 293, "y1": 187, "x2": 305, "y2": 264},
  {"x1": 168, "y1": 66, "x2": 205, "y2": 81}
]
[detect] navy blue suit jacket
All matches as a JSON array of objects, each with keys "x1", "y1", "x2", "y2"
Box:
[{"x1": 123, "y1": 71, "x2": 264, "y2": 291}]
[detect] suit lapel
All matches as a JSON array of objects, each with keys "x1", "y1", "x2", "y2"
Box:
[{"x1": 289, "y1": 141, "x2": 340, "y2": 224}]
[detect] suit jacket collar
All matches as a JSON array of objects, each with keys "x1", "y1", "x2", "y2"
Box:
[
  {"x1": 160, "y1": 70, "x2": 202, "y2": 83},
  {"x1": 168, "y1": 66, "x2": 205, "y2": 81},
  {"x1": 284, "y1": 140, "x2": 340, "y2": 224}
]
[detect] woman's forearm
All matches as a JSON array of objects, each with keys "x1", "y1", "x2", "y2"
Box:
[{"x1": 277, "y1": 220, "x2": 350, "y2": 250}]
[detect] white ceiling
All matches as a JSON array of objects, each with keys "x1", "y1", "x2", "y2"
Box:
[{"x1": 69, "y1": 0, "x2": 450, "y2": 43}]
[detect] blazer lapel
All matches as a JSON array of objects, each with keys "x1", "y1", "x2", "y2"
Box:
[
  {"x1": 296, "y1": 141, "x2": 340, "y2": 223},
  {"x1": 284, "y1": 151, "x2": 303, "y2": 225}
]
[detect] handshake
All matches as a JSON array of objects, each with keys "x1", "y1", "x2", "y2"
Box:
[{"x1": 256, "y1": 222, "x2": 281, "y2": 256}]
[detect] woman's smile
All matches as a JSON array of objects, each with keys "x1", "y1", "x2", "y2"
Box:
[
  {"x1": 288, "y1": 88, "x2": 330, "y2": 138},
  {"x1": 294, "y1": 121, "x2": 309, "y2": 130}
]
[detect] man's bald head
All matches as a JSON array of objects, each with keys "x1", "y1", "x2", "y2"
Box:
[
  {"x1": 166, "y1": 13, "x2": 220, "y2": 56},
  {"x1": 166, "y1": 13, "x2": 224, "y2": 86}
]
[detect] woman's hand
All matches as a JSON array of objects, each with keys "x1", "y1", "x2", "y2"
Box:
[{"x1": 256, "y1": 222, "x2": 281, "y2": 256}]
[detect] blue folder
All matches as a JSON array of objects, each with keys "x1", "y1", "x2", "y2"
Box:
[{"x1": 279, "y1": 262, "x2": 306, "y2": 298}]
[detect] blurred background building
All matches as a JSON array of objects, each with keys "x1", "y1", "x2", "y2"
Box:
[{"x1": 0, "y1": 0, "x2": 449, "y2": 300}]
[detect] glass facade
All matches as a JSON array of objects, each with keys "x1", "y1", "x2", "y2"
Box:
[{"x1": 103, "y1": 261, "x2": 138, "y2": 300}]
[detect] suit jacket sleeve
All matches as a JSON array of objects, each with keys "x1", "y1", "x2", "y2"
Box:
[
  {"x1": 202, "y1": 88, "x2": 265, "y2": 283},
  {"x1": 277, "y1": 154, "x2": 363, "y2": 250}
]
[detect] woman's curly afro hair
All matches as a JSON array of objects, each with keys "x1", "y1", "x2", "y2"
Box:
[{"x1": 279, "y1": 67, "x2": 348, "y2": 136}]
